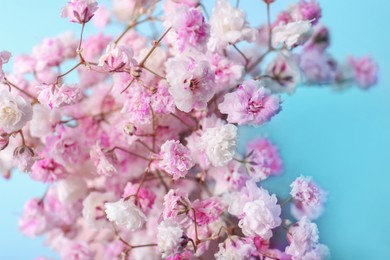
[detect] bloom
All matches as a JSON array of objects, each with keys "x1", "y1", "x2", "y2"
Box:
[
  {"x1": 61, "y1": 0, "x2": 98, "y2": 24},
  {"x1": 201, "y1": 124, "x2": 237, "y2": 167},
  {"x1": 89, "y1": 142, "x2": 117, "y2": 176},
  {"x1": 208, "y1": 0, "x2": 257, "y2": 52},
  {"x1": 158, "y1": 140, "x2": 194, "y2": 180},
  {"x1": 238, "y1": 189, "x2": 282, "y2": 239},
  {"x1": 285, "y1": 217, "x2": 329, "y2": 260},
  {"x1": 37, "y1": 84, "x2": 82, "y2": 109},
  {"x1": 348, "y1": 55, "x2": 378, "y2": 89},
  {"x1": 272, "y1": 20, "x2": 312, "y2": 48},
  {"x1": 215, "y1": 236, "x2": 256, "y2": 260},
  {"x1": 0, "y1": 91, "x2": 33, "y2": 133},
  {"x1": 104, "y1": 198, "x2": 146, "y2": 231},
  {"x1": 219, "y1": 80, "x2": 281, "y2": 125},
  {"x1": 30, "y1": 158, "x2": 68, "y2": 183},
  {"x1": 98, "y1": 43, "x2": 136, "y2": 72},
  {"x1": 157, "y1": 220, "x2": 184, "y2": 258},
  {"x1": 166, "y1": 56, "x2": 215, "y2": 112}
]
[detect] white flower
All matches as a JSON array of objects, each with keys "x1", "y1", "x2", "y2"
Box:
[
  {"x1": 208, "y1": 0, "x2": 257, "y2": 52},
  {"x1": 29, "y1": 104, "x2": 61, "y2": 139},
  {"x1": 0, "y1": 90, "x2": 32, "y2": 133},
  {"x1": 57, "y1": 177, "x2": 88, "y2": 204},
  {"x1": 82, "y1": 192, "x2": 115, "y2": 228},
  {"x1": 215, "y1": 236, "x2": 256, "y2": 260},
  {"x1": 272, "y1": 20, "x2": 312, "y2": 48},
  {"x1": 201, "y1": 124, "x2": 237, "y2": 167},
  {"x1": 105, "y1": 198, "x2": 146, "y2": 231},
  {"x1": 157, "y1": 220, "x2": 183, "y2": 258}
]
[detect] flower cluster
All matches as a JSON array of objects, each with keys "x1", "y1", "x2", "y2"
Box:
[{"x1": 0, "y1": 0, "x2": 378, "y2": 259}]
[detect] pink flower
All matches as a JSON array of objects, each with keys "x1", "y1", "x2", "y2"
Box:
[
  {"x1": 19, "y1": 198, "x2": 48, "y2": 237},
  {"x1": 30, "y1": 158, "x2": 68, "y2": 183},
  {"x1": 151, "y1": 80, "x2": 176, "y2": 115},
  {"x1": 13, "y1": 146, "x2": 38, "y2": 173},
  {"x1": 172, "y1": 7, "x2": 209, "y2": 52},
  {"x1": 81, "y1": 33, "x2": 112, "y2": 61},
  {"x1": 191, "y1": 198, "x2": 225, "y2": 226},
  {"x1": 303, "y1": 24, "x2": 330, "y2": 52},
  {"x1": 210, "y1": 53, "x2": 244, "y2": 91},
  {"x1": 299, "y1": 49, "x2": 337, "y2": 85},
  {"x1": 123, "y1": 182, "x2": 156, "y2": 211},
  {"x1": 98, "y1": 43, "x2": 136, "y2": 72},
  {"x1": 32, "y1": 37, "x2": 65, "y2": 70},
  {"x1": 218, "y1": 80, "x2": 281, "y2": 126},
  {"x1": 37, "y1": 84, "x2": 82, "y2": 109},
  {"x1": 89, "y1": 142, "x2": 117, "y2": 176},
  {"x1": 245, "y1": 138, "x2": 283, "y2": 181},
  {"x1": 61, "y1": 0, "x2": 98, "y2": 24},
  {"x1": 166, "y1": 56, "x2": 215, "y2": 112},
  {"x1": 159, "y1": 140, "x2": 194, "y2": 180},
  {"x1": 0, "y1": 50, "x2": 11, "y2": 80},
  {"x1": 121, "y1": 85, "x2": 152, "y2": 125},
  {"x1": 348, "y1": 55, "x2": 378, "y2": 89},
  {"x1": 292, "y1": 0, "x2": 322, "y2": 25},
  {"x1": 215, "y1": 236, "x2": 256, "y2": 259},
  {"x1": 92, "y1": 5, "x2": 110, "y2": 28},
  {"x1": 163, "y1": 189, "x2": 191, "y2": 223},
  {"x1": 285, "y1": 217, "x2": 329, "y2": 260}
]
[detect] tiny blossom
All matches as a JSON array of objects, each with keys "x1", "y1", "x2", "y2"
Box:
[
  {"x1": 158, "y1": 140, "x2": 194, "y2": 180},
  {"x1": 201, "y1": 123, "x2": 237, "y2": 167},
  {"x1": 162, "y1": 189, "x2": 191, "y2": 222},
  {"x1": 191, "y1": 198, "x2": 225, "y2": 226},
  {"x1": 32, "y1": 37, "x2": 65, "y2": 70},
  {"x1": 92, "y1": 5, "x2": 111, "y2": 29},
  {"x1": 238, "y1": 188, "x2": 282, "y2": 239},
  {"x1": 265, "y1": 51, "x2": 301, "y2": 94},
  {"x1": 219, "y1": 80, "x2": 281, "y2": 125},
  {"x1": 13, "y1": 146, "x2": 38, "y2": 173},
  {"x1": 290, "y1": 176, "x2": 326, "y2": 208},
  {"x1": 30, "y1": 158, "x2": 68, "y2": 183},
  {"x1": 272, "y1": 20, "x2": 312, "y2": 48},
  {"x1": 122, "y1": 182, "x2": 156, "y2": 211},
  {"x1": 166, "y1": 56, "x2": 215, "y2": 113},
  {"x1": 157, "y1": 220, "x2": 184, "y2": 258},
  {"x1": 19, "y1": 198, "x2": 48, "y2": 237},
  {"x1": 0, "y1": 90, "x2": 33, "y2": 133},
  {"x1": 104, "y1": 198, "x2": 147, "y2": 231},
  {"x1": 303, "y1": 24, "x2": 330, "y2": 52},
  {"x1": 210, "y1": 52, "x2": 244, "y2": 90},
  {"x1": 0, "y1": 50, "x2": 11, "y2": 80},
  {"x1": 348, "y1": 56, "x2": 378, "y2": 89},
  {"x1": 299, "y1": 49, "x2": 337, "y2": 85},
  {"x1": 82, "y1": 192, "x2": 115, "y2": 227},
  {"x1": 171, "y1": 6, "x2": 209, "y2": 52},
  {"x1": 89, "y1": 142, "x2": 117, "y2": 176},
  {"x1": 208, "y1": 0, "x2": 257, "y2": 52},
  {"x1": 246, "y1": 138, "x2": 283, "y2": 181},
  {"x1": 215, "y1": 236, "x2": 257, "y2": 260},
  {"x1": 285, "y1": 217, "x2": 329, "y2": 260},
  {"x1": 98, "y1": 43, "x2": 136, "y2": 72},
  {"x1": 61, "y1": 0, "x2": 98, "y2": 24},
  {"x1": 37, "y1": 84, "x2": 82, "y2": 109},
  {"x1": 290, "y1": 0, "x2": 322, "y2": 25}
]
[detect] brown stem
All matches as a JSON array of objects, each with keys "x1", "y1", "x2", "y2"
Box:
[
  {"x1": 170, "y1": 113, "x2": 193, "y2": 129},
  {"x1": 18, "y1": 130, "x2": 26, "y2": 146},
  {"x1": 56, "y1": 61, "x2": 83, "y2": 84},
  {"x1": 156, "y1": 170, "x2": 170, "y2": 192},
  {"x1": 111, "y1": 146, "x2": 150, "y2": 161}
]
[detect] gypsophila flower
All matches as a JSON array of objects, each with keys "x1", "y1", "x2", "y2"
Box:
[
  {"x1": 98, "y1": 43, "x2": 136, "y2": 72},
  {"x1": 90, "y1": 142, "x2": 117, "y2": 176},
  {"x1": 61, "y1": 0, "x2": 98, "y2": 24},
  {"x1": 219, "y1": 80, "x2": 281, "y2": 125},
  {"x1": 272, "y1": 20, "x2": 312, "y2": 48},
  {"x1": 215, "y1": 236, "x2": 257, "y2": 260},
  {"x1": 157, "y1": 219, "x2": 184, "y2": 258},
  {"x1": 201, "y1": 123, "x2": 237, "y2": 167},
  {"x1": 348, "y1": 55, "x2": 378, "y2": 89},
  {"x1": 158, "y1": 140, "x2": 194, "y2": 180},
  {"x1": 104, "y1": 198, "x2": 146, "y2": 231},
  {"x1": 0, "y1": 90, "x2": 32, "y2": 133}
]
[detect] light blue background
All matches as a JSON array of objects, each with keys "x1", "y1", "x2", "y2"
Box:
[{"x1": 0, "y1": 0, "x2": 389, "y2": 259}]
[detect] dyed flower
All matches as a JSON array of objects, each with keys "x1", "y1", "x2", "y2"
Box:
[
  {"x1": 13, "y1": 145, "x2": 38, "y2": 173},
  {"x1": 299, "y1": 49, "x2": 337, "y2": 85},
  {"x1": 166, "y1": 56, "x2": 215, "y2": 112},
  {"x1": 201, "y1": 124, "x2": 237, "y2": 167},
  {"x1": 32, "y1": 37, "x2": 65, "y2": 70},
  {"x1": 238, "y1": 189, "x2": 282, "y2": 239},
  {"x1": 104, "y1": 198, "x2": 146, "y2": 231},
  {"x1": 37, "y1": 84, "x2": 82, "y2": 109},
  {"x1": 348, "y1": 55, "x2": 378, "y2": 89},
  {"x1": 245, "y1": 138, "x2": 283, "y2": 181},
  {"x1": 90, "y1": 142, "x2": 117, "y2": 176},
  {"x1": 191, "y1": 198, "x2": 225, "y2": 225},
  {"x1": 123, "y1": 182, "x2": 156, "y2": 211},
  {"x1": 0, "y1": 90, "x2": 33, "y2": 133},
  {"x1": 157, "y1": 220, "x2": 184, "y2": 258},
  {"x1": 162, "y1": 189, "x2": 191, "y2": 222},
  {"x1": 285, "y1": 217, "x2": 329, "y2": 260},
  {"x1": 159, "y1": 140, "x2": 194, "y2": 180},
  {"x1": 172, "y1": 7, "x2": 209, "y2": 52},
  {"x1": 210, "y1": 52, "x2": 244, "y2": 91},
  {"x1": 98, "y1": 43, "x2": 136, "y2": 72},
  {"x1": 265, "y1": 51, "x2": 301, "y2": 94},
  {"x1": 30, "y1": 158, "x2": 68, "y2": 183},
  {"x1": 19, "y1": 198, "x2": 48, "y2": 237},
  {"x1": 219, "y1": 80, "x2": 281, "y2": 125},
  {"x1": 215, "y1": 236, "x2": 256, "y2": 260},
  {"x1": 272, "y1": 20, "x2": 312, "y2": 48},
  {"x1": 61, "y1": 0, "x2": 98, "y2": 24},
  {"x1": 291, "y1": 0, "x2": 322, "y2": 25},
  {"x1": 208, "y1": 0, "x2": 257, "y2": 52}
]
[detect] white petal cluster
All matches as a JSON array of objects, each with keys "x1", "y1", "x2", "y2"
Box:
[
  {"x1": 105, "y1": 198, "x2": 146, "y2": 231},
  {"x1": 57, "y1": 177, "x2": 88, "y2": 204},
  {"x1": 0, "y1": 90, "x2": 32, "y2": 133},
  {"x1": 201, "y1": 124, "x2": 237, "y2": 167},
  {"x1": 157, "y1": 220, "x2": 183, "y2": 258},
  {"x1": 272, "y1": 20, "x2": 312, "y2": 48},
  {"x1": 208, "y1": 0, "x2": 257, "y2": 52}
]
